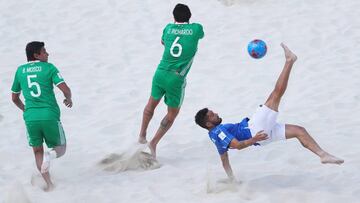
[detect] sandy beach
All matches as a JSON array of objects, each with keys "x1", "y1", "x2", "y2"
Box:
[{"x1": 1, "y1": 0, "x2": 359, "y2": 202}]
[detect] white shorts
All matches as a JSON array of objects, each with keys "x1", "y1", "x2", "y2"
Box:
[{"x1": 248, "y1": 105, "x2": 286, "y2": 145}]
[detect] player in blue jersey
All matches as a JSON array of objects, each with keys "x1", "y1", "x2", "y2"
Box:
[{"x1": 195, "y1": 43, "x2": 344, "y2": 180}]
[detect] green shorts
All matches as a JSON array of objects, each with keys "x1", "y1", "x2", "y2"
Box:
[
  {"x1": 151, "y1": 70, "x2": 186, "y2": 108},
  {"x1": 25, "y1": 120, "x2": 66, "y2": 148}
]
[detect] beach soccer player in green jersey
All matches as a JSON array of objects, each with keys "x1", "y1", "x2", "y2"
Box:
[
  {"x1": 11, "y1": 41, "x2": 72, "y2": 191},
  {"x1": 138, "y1": 3, "x2": 204, "y2": 158}
]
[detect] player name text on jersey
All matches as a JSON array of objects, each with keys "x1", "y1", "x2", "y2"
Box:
[
  {"x1": 168, "y1": 28, "x2": 193, "y2": 35},
  {"x1": 23, "y1": 66, "x2": 42, "y2": 73}
]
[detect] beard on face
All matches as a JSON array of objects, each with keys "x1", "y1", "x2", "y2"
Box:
[{"x1": 215, "y1": 117, "x2": 222, "y2": 125}]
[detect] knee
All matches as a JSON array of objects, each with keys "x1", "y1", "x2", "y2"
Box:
[
  {"x1": 294, "y1": 126, "x2": 310, "y2": 147},
  {"x1": 160, "y1": 117, "x2": 171, "y2": 127},
  {"x1": 296, "y1": 126, "x2": 307, "y2": 136},
  {"x1": 166, "y1": 113, "x2": 178, "y2": 123},
  {"x1": 33, "y1": 147, "x2": 43, "y2": 154}
]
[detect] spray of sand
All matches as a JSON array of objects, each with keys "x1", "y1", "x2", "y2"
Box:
[{"x1": 98, "y1": 144, "x2": 161, "y2": 172}]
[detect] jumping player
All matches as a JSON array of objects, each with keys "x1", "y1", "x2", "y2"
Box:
[
  {"x1": 138, "y1": 4, "x2": 204, "y2": 158},
  {"x1": 195, "y1": 43, "x2": 344, "y2": 180}
]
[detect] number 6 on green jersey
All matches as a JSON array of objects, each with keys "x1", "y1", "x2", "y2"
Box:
[{"x1": 170, "y1": 36, "x2": 182, "y2": 57}]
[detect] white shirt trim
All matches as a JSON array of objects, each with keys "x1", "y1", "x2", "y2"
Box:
[
  {"x1": 175, "y1": 22, "x2": 189, "y2": 24},
  {"x1": 55, "y1": 81, "x2": 65, "y2": 86},
  {"x1": 26, "y1": 60, "x2": 40, "y2": 64},
  {"x1": 12, "y1": 91, "x2": 21, "y2": 94}
]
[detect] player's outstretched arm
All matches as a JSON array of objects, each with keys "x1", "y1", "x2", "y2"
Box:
[
  {"x1": 229, "y1": 131, "x2": 268, "y2": 150},
  {"x1": 57, "y1": 82, "x2": 72, "y2": 108},
  {"x1": 11, "y1": 93, "x2": 24, "y2": 111},
  {"x1": 220, "y1": 152, "x2": 235, "y2": 180}
]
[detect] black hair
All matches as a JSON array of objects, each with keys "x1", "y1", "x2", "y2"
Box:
[
  {"x1": 173, "y1": 3, "x2": 191, "y2": 23},
  {"x1": 195, "y1": 108, "x2": 209, "y2": 129},
  {"x1": 26, "y1": 41, "x2": 45, "y2": 61}
]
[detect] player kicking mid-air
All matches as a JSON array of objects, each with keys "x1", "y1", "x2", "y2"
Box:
[
  {"x1": 195, "y1": 43, "x2": 344, "y2": 180},
  {"x1": 138, "y1": 4, "x2": 204, "y2": 158},
  {"x1": 11, "y1": 41, "x2": 72, "y2": 191}
]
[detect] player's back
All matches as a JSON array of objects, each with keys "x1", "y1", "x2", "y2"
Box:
[
  {"x1": 158, "y1": 23, "x2": 204, "y2": 77},
  {"x1": 12, "y1": 61, "x2": 64, "y2": 121}
]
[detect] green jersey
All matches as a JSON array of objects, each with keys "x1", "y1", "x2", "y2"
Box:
[
  {"x1": 11, "y1": 61, "x2": 65, "y2": 121},
  {"x1": 157, "y1": 23, "x2": 204, "y2": 77}
]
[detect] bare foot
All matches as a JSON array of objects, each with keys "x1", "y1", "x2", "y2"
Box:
[
  {"x1": 138, "y1": 135, "x2": 148, "y2": 144},
  {"x1": 43, "y1": 183, "x2": 55, "y2": 192},
  {"x1": 281, "y1": 43, "x2": 297, "y2": 63},
  {"x1": 31, "y1": 173, "x2": 55, "y2": 192},
  {"x1": 320, "y1": 153, "x2": 344, "y2": 165},
  {"x1": 148, "y1": 142, "x2": 156, "y2": 159}
]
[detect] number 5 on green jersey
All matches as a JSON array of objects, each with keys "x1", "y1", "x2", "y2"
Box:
[{"x1": 27, "y1": 75, "x2": 41, "y2": 97}]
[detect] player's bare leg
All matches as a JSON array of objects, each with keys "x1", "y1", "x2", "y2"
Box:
[
  {"x1": 264, "y1": 43, "x2": 297, "y2": 111},
  {"x1": 33, "y1": 146, "x2": 54, "y2": 191},
  {"x1": 285, "y1": 124, "x2": 344, "y2": 165},
  {"x1": 138, "y1": 97, "x2": 161, "y2": 144},
  {"x1": 41, "y1": 144, "x2": 66, "y2": 174},
  {"x1": 149, "y1": 107, "x2": 180, "y2": 158},
  {"x1": 263, "y1": 44, "x2": 343, "y2": 164}
]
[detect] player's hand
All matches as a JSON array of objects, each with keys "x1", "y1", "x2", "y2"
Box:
[
  {"x1": 252, "y1": 130, "x2": 268, "y2": 142},
  {"x1": 63, "y1": 98, "x2": 73, "y2": 108}
]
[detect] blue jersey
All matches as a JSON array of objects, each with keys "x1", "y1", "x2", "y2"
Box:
[{"x1": 208, "y1": 118, "x2": 252, "y2": 155}]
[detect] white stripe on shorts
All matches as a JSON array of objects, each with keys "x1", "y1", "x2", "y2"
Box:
[
  {"x1": 26, "y1": 128, "x2": 31, "y2": 145},
  {"x1": 178, "y1": 79, "x2": 187, "y2": 107},
  {"x1": 179, "y1": 57, "x2": 194, "y2": 76},
  {"x1": 57, "y1": 121, "x2": 66, "y2": 145}
]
